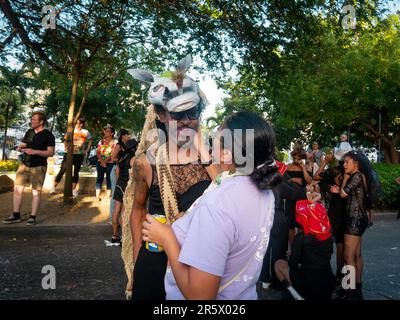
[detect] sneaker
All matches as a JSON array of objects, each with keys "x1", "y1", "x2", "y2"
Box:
[
  {"x1": 262, "y1": 282, "x2": 271, "y2": 290},
  {"x1": 2, "y1": 214, "x2": 22, "y2": 224},
  {"x1": 111, "y1": 236, "x2": 121, "y2": 246},
  {"x1": 26, "y1": 216, "x2": 37, "y2": 226},
  {"x1": 72, "y1": 189, "x2": 79, "y2": 197},
  {"x1": 49, "y1": 187, "x2": 56, "y2": 194}
]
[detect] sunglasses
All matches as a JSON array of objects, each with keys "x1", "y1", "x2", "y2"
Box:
[{"x1": 169, "y1": 107, "x2": 200, "y2": 121}]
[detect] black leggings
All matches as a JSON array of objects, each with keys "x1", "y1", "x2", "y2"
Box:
[
  {"x1": 132, "y1": 242, "x2": 168, "y2": 300},
  {"x1": 55, "y1": 154, "x2": 84, "y2": 184}
]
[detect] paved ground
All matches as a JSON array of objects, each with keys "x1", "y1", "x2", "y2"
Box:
[
  {"x1": 1, "y1": 212, "x2": 399, "y2": 300},
  {"x1": 0, "y1": 225, "x2": 126, "y2": 300}
]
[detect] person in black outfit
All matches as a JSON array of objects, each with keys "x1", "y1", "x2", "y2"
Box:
[
  {"x1": 259, "y1": 163, "x2": 307, "y2": 289},
  {"x1": 110, "y1": 135, "x2": 138, "y2": 245},
  {"x1": 330, "y1": 150, "x2": 380, "y2": 300},
  {"x1": 285, "y1": 147, "x2": 313, "y2": 248},
  {"x1": 274, "y1": 199, "x2": 335, "y2": 300},
  {"x1": 314, "y1": 151, "x2": 347, "y2": 285},
  {"x1": 2, "y1": 112, "x2": 55, "y2": 225}
]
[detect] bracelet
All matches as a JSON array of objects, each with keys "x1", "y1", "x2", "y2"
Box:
[{"x1": 199, "y1": 158, "x2": 213, "y2": 167}]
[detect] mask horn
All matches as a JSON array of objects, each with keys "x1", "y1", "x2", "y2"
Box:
[
  {"x1": 127, "y1": 69, "x2": 154, "y2": 84},
  {"x1": 176, "y1": 54, "x2": 192, "y2": 74}
]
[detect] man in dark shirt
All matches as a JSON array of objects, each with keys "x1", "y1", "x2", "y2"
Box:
[{"x1": 2, "y1": 111, "x2": 55, "y2": 225}]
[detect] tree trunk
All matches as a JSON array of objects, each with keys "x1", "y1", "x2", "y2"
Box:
[
  {"x1": 383, "y1": 147, "x2": 391, "y2": 163},
  {"x1": 391, "y1": 147, "x2": 399, "y2": 164},
  {"x1": 364, "y1": 123, "x2": 399, "y2": 164},
  {"x1": 380, "y1": 143, "x2": 399, "y2": 164},
  {"x1": 63, "y1": 71, "x2": 80, "y2": 204},
  {"x1": 2, "y1": 103, "x2": 10, "y2": 161}
]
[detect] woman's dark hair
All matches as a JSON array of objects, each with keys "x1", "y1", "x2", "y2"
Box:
[
  {"x1": 104, "y1": 126, "x2": 115, "y2": 136},
  {"x1": 220, "y1": 111, "x2": 282, "y2": 190},
  {"x1": 332, "y1": 164, "x2": 344, "y2": 178},
  {"x1": 344, "y1": 150, "x2": 382, "y2": 209},
  {"x1": 117, "y1": 128, "x2": 130, "y2": 149},
  {"x1": 77, "y1": 117, "x2": 86, "y2": 127},
  {"x1": 125, "y1": 138, "x2": 138, "y2": 154},
  {"x1": 291, "y1": 146, "x2": 307, "y2": 159}
]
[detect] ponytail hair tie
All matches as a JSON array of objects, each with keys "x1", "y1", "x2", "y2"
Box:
[{"x1": 257, "y1": 160, "x2": 276, "y2": 170}]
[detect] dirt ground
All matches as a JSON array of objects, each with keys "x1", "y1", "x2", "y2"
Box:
[{"x1": 0, "y1": 189, "x2": 112, "y2": 226}]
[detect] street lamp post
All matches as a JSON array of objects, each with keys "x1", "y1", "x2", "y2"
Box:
[{"x1": 378, "y1": 111, "x2": 382, "y2": 163}]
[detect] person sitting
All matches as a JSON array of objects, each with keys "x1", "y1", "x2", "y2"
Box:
[{"x1": 274, "y1": 194, "x2": 335, "y2": 300}]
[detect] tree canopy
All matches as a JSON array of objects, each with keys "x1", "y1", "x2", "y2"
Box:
[{"x1": 1, "y1": 0, "x2": 398, "y2": 165}]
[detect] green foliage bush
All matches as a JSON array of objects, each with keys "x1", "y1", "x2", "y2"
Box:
[
  {"x1": 373, "y1": 163, "x2": 400, "y2": 209},
  {"x1": 276, "y1": 149, "x2": 289, "y2": 163},
  {"x1": 0, "y1": 160, "x2": 19, "y2": 172}
]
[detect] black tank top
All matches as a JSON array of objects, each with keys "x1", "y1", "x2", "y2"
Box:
[
  {"x1": 286, "y1": 169, "x2": 311, "y2": 186},
  {"x1": 148, "y1": 163, "x2": 211, "y2": 215},
  {"x1": 117, "y1": 148, "x2": 134, "y2": 180}
]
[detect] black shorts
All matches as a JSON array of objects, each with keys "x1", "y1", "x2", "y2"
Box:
[
  {"x1": 113, "y1": 178, "x2": 128, "y2": 203},
  {"x1": 345, "y1": 215, "x2": 369, "y2": 237},
  {"x1": 132, "y1": 242, "x2": 168, "y2": 300}
]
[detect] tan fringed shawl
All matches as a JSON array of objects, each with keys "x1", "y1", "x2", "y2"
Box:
[
  {"x1": 120, "y1": 105, "x2": 179, "y2": 299},
  {"x1": 155, "y1": 142, "x2": 180, "y2": 224}
]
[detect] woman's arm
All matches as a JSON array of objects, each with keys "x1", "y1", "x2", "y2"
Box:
[
  {"x1": 85, "y1": 137, "x2": 93, "y2": 157},
  {"x1": 111, "y1": 144, "x2": 121, "y2": 163},
  {"x1": 96, "y1": 143, "x2": 101, "y2": 160},
  {"x1": 313, "y1": 159, "x2": 329, "y2": 181},
  {"x1": 195, "y1": 129, "x2": 221, "y2": 180},
  {"x1": 131, "y1": 155, "x2": 150, "y2": 265},
  {"x1": 330, "y1": 173, "x2": 351, "y2": 198},
  {"x1": 301, "y1": 165, "x2": 313, "y2": 184},
  {"x1": 339, "y1": 173, "x2": 352, "y2": 198},
  {"x1": 143, "y1": 215, "x2": 221, "y2": 299}
]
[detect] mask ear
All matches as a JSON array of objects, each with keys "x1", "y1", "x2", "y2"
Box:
[
  {"x1": 127, "y1": 69, "x2": 154, "y2": 84},
  {"x1": 176, "y1": 54, "x2": 192, "y2": 74}
]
